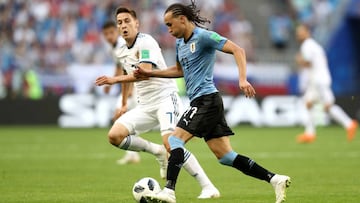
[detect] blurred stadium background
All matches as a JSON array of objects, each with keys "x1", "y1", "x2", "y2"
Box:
[
  {"x1": 1, "y1": 1, "x2": 360, "y2": 203},
  {"x1": 0, "y1": 0, "x2": 359, "y2": 126}
]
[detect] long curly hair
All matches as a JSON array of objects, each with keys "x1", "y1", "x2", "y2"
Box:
[{"x1": 165, "y1": 0, "x2": 210, "y2": 29}]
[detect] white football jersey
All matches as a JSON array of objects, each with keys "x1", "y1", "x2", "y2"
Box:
[
  {"x1": 114, "y1": 33, "x2": 178, "y2": 106},
  {"x1": 300, "y1": 38, "x2": 332, "y2": 86}
]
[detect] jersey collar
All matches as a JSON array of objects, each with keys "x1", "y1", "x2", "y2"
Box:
[
  {"x1": 184, "y1": 31, "x2": 194, "y2": 44},
  {"x1": 127, "y1": 32, "x2": 140, "y2": 49}
]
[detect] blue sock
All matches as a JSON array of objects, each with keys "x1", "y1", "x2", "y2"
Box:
[
  {"x1": 219, "y1": 151, "x2": 237, "y2": 166},
  {"x1": 168, "y1": 135, "x2": 184, "y2": 150}
]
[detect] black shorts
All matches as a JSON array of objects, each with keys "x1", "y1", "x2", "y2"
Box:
[{"x1": 177, "y1": 92, "x2": 234, "y2": 141}]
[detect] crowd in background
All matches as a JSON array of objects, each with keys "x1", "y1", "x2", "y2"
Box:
[
  {"x1": 0, "y1": 0, "x2": 342, "y2": 99},
  {"x1": 269, "y1": 0, "x2": 340, "y2": 50},
  {"x1": 0, "y1": 0, "x2": 257, "y2": 99}
]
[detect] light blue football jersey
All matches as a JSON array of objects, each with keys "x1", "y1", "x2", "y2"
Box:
[{"x1": 176, "y1": 27, "x2": 227, "y2": 101}]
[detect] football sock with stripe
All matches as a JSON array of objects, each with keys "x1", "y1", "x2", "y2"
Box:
[
  {"x1": 118, "y1": 135, "x2": 163, "y2": 155},
  {"x1": 182, "y1": 149, "x2": 214, "y2": 189},
  {"x1": 219, "y1": 151, "x2": 275, "y2": 182}
]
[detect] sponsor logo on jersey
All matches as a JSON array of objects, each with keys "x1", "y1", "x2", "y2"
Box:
[{"x1": 190, "y1": 42, "x2": 196, "y2": 53}]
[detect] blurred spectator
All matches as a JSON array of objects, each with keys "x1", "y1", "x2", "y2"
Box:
[
  {"x1": 269, "y1": 11, "x2": 292, "y2": 50},
  {"x1": 288, "y1": 0, "x2": 340, "y2": 28},
  {"x1": 29, "y1": 0, "x2": 50, "y2": 22},
  {"x1": 312, "y1": 0, "x2": 334, "y2": 23},
  {"x1": 229, "y1": 12, "x2": 256, "y2": 62},
  {"x1": 13, "y1": 23, "x2": 36, "y2": 45}
]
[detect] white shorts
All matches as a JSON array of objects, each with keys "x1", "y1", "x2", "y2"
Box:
[
  {"x1": 115, "y1": 92, "x2": 183, "y2": 136},
  {"x1": 303, "y1": 84, "x2": 335, "y2": 104}
]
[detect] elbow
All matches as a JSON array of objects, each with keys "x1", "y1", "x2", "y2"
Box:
[
  {"x1": 234, "y1": 46, "x2": 246, "y2": 59},
  {"x1": 237, "y1": 47, "x2": 245, "y2": 56}
]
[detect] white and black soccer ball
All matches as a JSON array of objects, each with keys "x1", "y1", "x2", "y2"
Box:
[{"x1": 132, "y1": 177, "x2": 161, "y2": 203}]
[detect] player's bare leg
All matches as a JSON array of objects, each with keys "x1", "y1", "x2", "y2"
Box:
[
  {"x1": 113, "y1": 91, "x2": 142, "y2": 165},
  {"x1": 113, "y1": 108, "x2": 141, "y2": 165},
  {"x1": 108, "y1": 123, "x2": 167, "y2": 178},
  {"x1": 207, "y1": 136, "x2": 291, "y2": 203},
  {"x1": 162, "y1": 133, "x2": 220, "y2": 199}
]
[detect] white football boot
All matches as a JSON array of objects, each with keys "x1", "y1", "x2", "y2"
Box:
[
  {"x1": 270, "y1": 174, "x2": 291, "y2": 203},
  {"x1": 116, "y1": 151, "x2": 140, "y2": 165},
  {"x1": 145, "y1": 187, "x2": 176, "y2": 203},
  {"x1": 197, "y1": 185, "x2": 220, "y2": 199}
]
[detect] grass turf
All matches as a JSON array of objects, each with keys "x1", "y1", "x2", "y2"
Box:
[{"x1": 0, "y1": 126, "x2": 359, "y2": 203}]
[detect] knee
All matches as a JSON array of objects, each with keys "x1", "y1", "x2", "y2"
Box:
[
  {"x1": 162, "y1": 134, "x2": 171, "y2": 153},
  {"x1": 163, "y1": 142, "x2": 171, "y2": 153},
  {"x1": 108, "y1": 131, "x2": 124, "y2": 146}
]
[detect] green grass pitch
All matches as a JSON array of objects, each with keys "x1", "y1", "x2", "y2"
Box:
[{"x1": 0, "y1": 126, "x2": 359, "y2": 203}]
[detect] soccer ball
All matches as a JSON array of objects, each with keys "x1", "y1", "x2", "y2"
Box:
[{"x1": 132, "y1": 177, "x2": 161, "y2": 202}]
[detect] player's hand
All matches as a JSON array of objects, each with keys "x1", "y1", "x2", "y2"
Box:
[
  {"x1": 239, "y1": 80, "x2": 256, "y2": 98},
  {"x1": 112, "y1": 109, "x2": 122, "y2": 122},
  {"x1": 295, "y1": 53, "x2": 306, "y2": 67},
  {"x1": 112, "y1": 105, "x2": 127, "y2": 122},
  {"x1": 95, "y1": 76, "x2": 116, "y2": 86},
  {"x1": 104, "y1": 85, "x2": 111, "y2": 94},
  {"x1": 119, "y1": 105, "x2": 128, "y2": 116},
  {"x1": 134, "y1": 66, "x2": 151, "y2": 79}
]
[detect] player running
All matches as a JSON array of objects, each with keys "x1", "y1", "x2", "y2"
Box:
[
  {"x1": 101, "y1": 21, "x2": 140, "y2": 164},
  {"x1": 95, "y1": 7, "x2": 219, "y2": 199},
  {"x1": 295, "y1": 24, "x2": 358, "y2": 143},
  {"x1": 135, "y1": 1, "x2": 291, "y2": 203}
]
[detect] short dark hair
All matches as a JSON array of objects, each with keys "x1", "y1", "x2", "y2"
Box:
[
  {"x1": 102, "y1": 21, "x2": 116, "y2": 30},
  {"x1": 115, "y1": 7, "x2": 137, "y2": 19},
  {"x1": 165, "y1": 0, "x2": 210, "y2": 28}
]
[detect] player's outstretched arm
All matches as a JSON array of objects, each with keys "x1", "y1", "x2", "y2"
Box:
[
  {"x1": 104, "y1": 66, "x2": 125, "y2": 93},
  {"x1": 95, "y1": 74, "x2": 148, "y2": 86},
  {"x1": 134, "y1": 62, "x2": 183, "y2": 78},
  {"x1": 95, "y1": 63, "x2": 153, "y2": 86},
  {"x1": 221, "y1": 40, "x2": 256, "y2": 98}
]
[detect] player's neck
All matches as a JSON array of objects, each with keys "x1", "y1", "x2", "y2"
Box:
[
  {"x1": 183, "y1": 23, "x2": 195, "y2": 42},
  {"x1": 125, "y1": 32, "x2": 139, "y2": 48}
]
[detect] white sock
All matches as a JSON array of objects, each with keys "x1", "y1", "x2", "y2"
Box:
[
  {"x1": 182, "y1": 149, "x2": 214, "y2": 189},
  {"x1": 328, "y1": 105, "x2": 352, "y2": 128},
  {"x1": 303, "y1": 107, "x2": 315, "y2": 135},
  {"x1": 118, "y1": 135, "x2": 163, "y2": 155}
]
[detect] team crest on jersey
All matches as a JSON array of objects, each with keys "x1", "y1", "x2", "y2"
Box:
[
  {"x1": 190, "y1": 42, "x2": 196, "y2": 53},
  {"x1": 135, "y1": 51, "x2": 139, "y2": 59}
]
